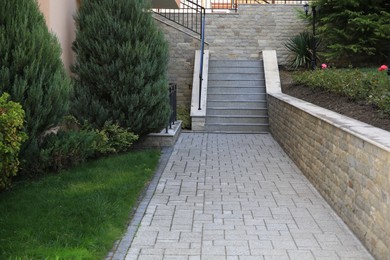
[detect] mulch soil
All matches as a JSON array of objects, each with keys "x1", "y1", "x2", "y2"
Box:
[{"x1": 279, "y1": 70, "x2": 390, "y2": 132}]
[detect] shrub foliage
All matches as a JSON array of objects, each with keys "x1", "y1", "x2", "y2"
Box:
[
  {"x1": 0, "y1": 0, "x2": 72, "y2": 173},
  {"x1": 316, "y1": 0, "x2": 390, "y2": 64},
  {"x1": 72, "y1": 0, "x2": 170, "y2": 136},
  {"x1": 0, "y1": 93, "x2": 27, "y2": 191},
  {"x1": 38, "y1": 123, "x2": 138, "y2": 173},
  {"x1": 177, "y1": 106, "x2": 191, "y2": 129}
]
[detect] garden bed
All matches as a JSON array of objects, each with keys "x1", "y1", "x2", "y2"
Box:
[{"x1": 280, "y1": 70, "x2": 390, "y2": 132}]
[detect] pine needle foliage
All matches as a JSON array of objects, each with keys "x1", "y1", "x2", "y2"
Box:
[
  {"x1": 316, "y1": 0, "x2": 390, "y2": 64},
  {"x1": 72, "y1": 0, "x2": 170, "y2": 136},
  {"x1": 0, "y1": 0, "x2": 72, "y2": 173}
]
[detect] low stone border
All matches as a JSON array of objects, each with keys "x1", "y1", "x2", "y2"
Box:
[
  {"x1": 106, "y1": 146, "x2": 174, "y2": 259},
  {"x1": 263, "y1": 50, "x2": 389, "y2": 259},
  {"x1": 132, "y1": 120, "x2": 182, "y2": 149}
]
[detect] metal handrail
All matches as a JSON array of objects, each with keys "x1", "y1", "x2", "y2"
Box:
[
  {"x1": 202, "y1": 0, "x2": 306, "y2": 11},
  {"x1": 198, "y1": 7, "x2": 206, "y2": 110},
  {"x1": 153, "y1": 0, "x2": 205, "y2": 36},
  {"x1": 153, "y1": 1, "x2": 206, "y2": 111}
]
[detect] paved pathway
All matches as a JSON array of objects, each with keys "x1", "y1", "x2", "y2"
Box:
[{"x1": 114, "y1": 133, "x2": 373, "y2": 260}]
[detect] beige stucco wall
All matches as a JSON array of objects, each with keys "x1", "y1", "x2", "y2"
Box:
[{"x1": 37, "y1": 0, "x2": 79, "y2": 74}]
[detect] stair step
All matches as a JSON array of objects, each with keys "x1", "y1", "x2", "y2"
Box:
[
  {"x1": 209, "y1": 67, "x2": 262, "y2": 74},
  {"x1": 207, "y1": 87, "x2": 266, "y2": 94},
  {"x1": 206, "y1": 115, "x2": 269, "y2": 124},
  {"x1": 208, "y1": 73, "x2": 264, "y2": 81},
  {"x1": 210, "y1": 60, "x2": 263, "y2": 68},
  {"x1": 206, "y1": 123, "x2": 269, "y2": 133},
  {"x1": 207, "y1": 100, "x2": 267, "y2": 108},
  {"x1": 207, "y1": 93, "x2": 267, "y2": 101},
  {"x1": 208, "y1": 80, "x2": 265, "y2": 87},
  {"x1": 204, "y1": 59, "x2": 269, "y2": 133},
  {"x1": 207, "y1": 108, "x2": 268, "y2": 116}
]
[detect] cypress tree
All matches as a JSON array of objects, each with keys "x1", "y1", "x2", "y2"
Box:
[
  {"x1": 72, "y1": 0, "x2": 170, "y2": 136},
  {"x1": 0, "y1": 0, "x2": 72, "y2": 172}
]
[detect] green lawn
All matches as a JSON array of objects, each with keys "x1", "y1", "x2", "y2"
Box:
[{"x1": 0, "y1": 150, "x2": 160, "y2": 259}]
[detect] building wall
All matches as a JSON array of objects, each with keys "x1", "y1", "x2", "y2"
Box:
[
  {"x1": 37, "y1": 0, "x2": 79, "y2": 73},
  {"x1": 268, "y1": 93, "x2": 390, "y2": 260}
]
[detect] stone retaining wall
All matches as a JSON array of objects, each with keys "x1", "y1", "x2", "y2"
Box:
[
  {"x1": 206, "y1": 5, "x2": 305, "y2": 64},
  {"x1": 268, "y1": 93, "x2": 390, "y2": 260},
  {"x1": 155, "y1": 16, "x2": 203, "y2": 106},
  {"x1": 155, "y1": 5, "x2": 305, "y2": 106}
]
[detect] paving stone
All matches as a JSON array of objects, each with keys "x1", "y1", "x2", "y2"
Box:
[
  {"x1": 113, "y1": 133, "x2": 373, "y2": 260},
  {"x1": 287, "y1": 250, "x2": 315, "y2": 260}
]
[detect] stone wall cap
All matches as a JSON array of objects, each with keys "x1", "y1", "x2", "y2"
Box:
[{"x1": 270, "y1": 92, "x2": 390, "y2": 152}]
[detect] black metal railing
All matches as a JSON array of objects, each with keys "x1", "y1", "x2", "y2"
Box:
[
  {"x1": 198, "y1": 7, "x2": 206, "y2": 110},
  {"x1": 194, "y1": 0, "x2": 306, "y2": 11},
  {"x1": 154, "y1": 0, "x2": 205, "y2": 35},
  {"x1": 166, "y1": 83, "x2": 177, "y2": 133},
  {"x1": 154, "y1": 1, "x2": 206, "y2": 111}
]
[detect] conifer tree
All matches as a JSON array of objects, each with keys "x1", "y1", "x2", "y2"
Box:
[
  {"x1": 0, "y1": 0, "x2": 72, "y2": 171},
  {"x1": 72, "y1": 0, "x2": 170, "y2": 136},
  {"x1": 317, "y1": 0, "x2": 390, "y2": 63}
]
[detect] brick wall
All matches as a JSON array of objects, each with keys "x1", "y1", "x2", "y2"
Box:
[
  {"x1": 206, "y1": 5, "x2": 305, "y2": 64},
  {"x1": 154, "y1": 5, "x2": 305, "y2": 106},
  {"x1": 268, "y1": 93, "x2": 390, "y2": 260},
  {"x1": 155, "y1": 16, "x2": 203, "y2": 107}
]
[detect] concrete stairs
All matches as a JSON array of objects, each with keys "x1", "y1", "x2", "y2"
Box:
[{"x1": 205, "y1": 60, "x2": 269, "y2": 133}]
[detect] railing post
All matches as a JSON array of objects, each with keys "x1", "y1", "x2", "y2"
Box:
[
  {"x1": 198, "y1": 8, "x2": 206, "y2": 110},
  {"x1": 311, "y1": 5, "x2": 317, "y2": 70},
  {"x1": 166, "y1": 83, "x2": 177, "y2": 133},
  {"x1": 173, "y1": 83, "x2": 177, "y2": 122},
  {"x1": 387, "y1": 42, "x2": 390, "y2": 76}
]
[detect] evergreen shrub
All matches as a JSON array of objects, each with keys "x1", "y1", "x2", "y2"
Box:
[
  {"x1": 95, "y1": 123, "x2": 138, "y2": 155},
  {"x1": 0, "y1": 0, "x2": 72, "y2": 174},
  {"x1": 0, "y1": 93, "x2": 27, "y2": 191},
  {"x1": 316, "y1": 0, "x2": 390, "y2": 64},
  {"x1": 39, "y1": 130, "x2": 102, "y2": 173},
  {"x1": 38, "y1": 122, "x2": 138, "y2": 173},
  {"x1": 72, "y1": 0, "x2": 170, "y2": 136},
  {"x1": 177, "y1": 106, "x2": 191, "y2": 129}
]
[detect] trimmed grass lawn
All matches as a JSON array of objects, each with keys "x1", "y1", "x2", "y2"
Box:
[{"x1": 0, "y1": 150, "x2": 160, "y2": 259}]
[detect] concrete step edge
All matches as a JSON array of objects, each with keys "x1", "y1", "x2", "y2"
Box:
[
  {"x1": 204, "y1": 131, "x2": 270, "y2": 134},
  {"x1": 207, "y1": 100, "x2": 267, "y2": 102},
  {"x1": 206, "y1": 115, "x2": 268, "y2": 118},
  {"x1": 207, "y1": 107, "x2": 268, "y2": 110},
  {"x1": 206, "y1": 123, "x2": 269, "y2": 126}
]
